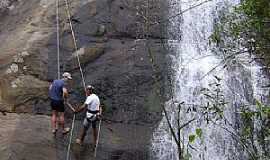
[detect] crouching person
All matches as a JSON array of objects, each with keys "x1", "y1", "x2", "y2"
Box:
[{"x1": 75, "y1": 85, "x2": 102, "y2": 146}]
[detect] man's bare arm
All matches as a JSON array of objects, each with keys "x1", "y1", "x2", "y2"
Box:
[
  {"x1": 63, "y1": 87, "x2": 68, "y2": 100},
  {"x1": 76, "y1": 103, "x2": 87, "y2": 113},
  {"x1": 99, "y1": 105, "x2": 103, "y2": 115}
]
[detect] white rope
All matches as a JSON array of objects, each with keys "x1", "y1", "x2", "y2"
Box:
[
  {"x1": 63, "y1": 0, "x2": 86, "y2": 90},
  {"x1": 57, "y1": 0, "x2": 102, "y2": 159},
  {"x1": 61, "y1": 0, "x2": 89, "y2": 159},
  {"x1": 55, "y1": 1, "x2": 75, "y2": 160},
  {"x1": 56, "y1": 0, "x2": 60, "y2": 79},
  {"x1": 94, "y1": 119, "x2": 102, "y2": 158},
  {"x1": 66, "y1": 114, "x2": 76, "y2": 160}
]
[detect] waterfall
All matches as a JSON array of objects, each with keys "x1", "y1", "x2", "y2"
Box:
[{"x1": 151, "y1": 0, "x2": 269, "y2": 160}]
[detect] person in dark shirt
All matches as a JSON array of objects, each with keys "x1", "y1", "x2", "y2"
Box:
[{"x1": 49, "y1": 72, "x2": 72, "y2": 134}]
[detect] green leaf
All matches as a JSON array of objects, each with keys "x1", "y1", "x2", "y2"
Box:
[
  {"x1": 265, "y1": 107, "x2": 270, "y2": 115},
  {"x1": 255, "y1": 99, "x2": 263, "y2": 109},
  {"x1": 189, "y1": 134, "x2": 196, "y2": 143},
  {"x1": 183, "y1": 152, "x2": 192, "y2": 160},
  {"x1": 196, "y1": 128, "x2": 203, "y2": 138}
]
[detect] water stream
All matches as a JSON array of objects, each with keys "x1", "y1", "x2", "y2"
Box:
[{"x1": 151, "y1": 0, "x2": 269, "y2": 160}]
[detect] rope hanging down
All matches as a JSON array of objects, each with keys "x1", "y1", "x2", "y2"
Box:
[
  {"x1": 63, "y1": 0, "x2": 86, "y2": 90},
  {"x1": 61, "y1": 1, "x2": 83, "y2": 160},
  {"x1": 57, "y1": 0, "x2": 102, "y2": 159},
  {"x1": 94, "y1": 119, "x2": 102, "y2": 157},
  {"x1": 63, "y1": 0, "x2": 103, "y2": 157},
  {"x1": 56, "y1": 0, "x2": 60, "y2": 79},
  {"x1": 66, "y1": 114, "x2": 76, "y2": 160},
  {"x1": 54, "y1": 0, "x2": 80, "y2": 160}
]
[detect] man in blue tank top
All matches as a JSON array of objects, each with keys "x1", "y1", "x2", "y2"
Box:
[{"x1": 49, "y1": 72, "x2": 72, "y2": 134}]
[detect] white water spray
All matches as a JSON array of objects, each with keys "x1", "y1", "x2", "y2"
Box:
[{"x1": 150, "y1": 0, "x2": 269, "y2": 159}]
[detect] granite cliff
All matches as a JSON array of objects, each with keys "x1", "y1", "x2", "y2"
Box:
[{"x1": 0, "y1": 0, "x2": 170, "y2": 159}]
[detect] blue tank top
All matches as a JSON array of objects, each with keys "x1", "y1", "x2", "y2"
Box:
[{"x1": 49, "y1": 79, "x2": 65, "y2": 101}]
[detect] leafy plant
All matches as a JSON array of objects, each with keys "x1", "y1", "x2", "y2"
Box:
[
  {"x1": 211, "y1": 0, "x2": 270, "y2": 67},
  {"x1": 239, "y1": 100, "x2": 270, "y2": 159}
]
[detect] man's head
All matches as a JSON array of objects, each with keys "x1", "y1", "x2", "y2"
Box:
[
  {"x1": 86, "y1": 85, "x2": 94, "y2": 95},
  {"x1": 62, "y1": 72, "x2": 72, "y2": 81}
]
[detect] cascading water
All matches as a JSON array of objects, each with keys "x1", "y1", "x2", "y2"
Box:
[{"x1": 151, "y1": 0, "x2": 270, "y2": 160}]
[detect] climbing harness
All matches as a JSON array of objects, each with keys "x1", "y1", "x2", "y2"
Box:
[
  {"x1": 55, "y1": 0, "x2": 102, "y2": 159},
  {"x1": 86, "y1": 112, "x2": 98, "y2": 121}
]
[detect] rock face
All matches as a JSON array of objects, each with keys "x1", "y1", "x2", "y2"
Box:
[
  {"x1": 0, "y1": 75, "x2": 49, "y2": 112},
  {"x1": 0, "y1": 113, "x2": 56, "y2": 160},
  {"x1": 0, "y1": 0, "x2": 170, "y2": 159},
  {"x1": 0, "y1": 0, "x2": 169, "y2": 122},
  {"x1": 0, "y1": 113, "x2": 152, "y2": 160}
]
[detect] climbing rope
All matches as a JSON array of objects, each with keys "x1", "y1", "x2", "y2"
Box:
[
  {"x1": 61, "y1": 0, "x2": 83, "y2": 159},
  {"x1": 63, "y1": 0, "x2": 86, "y2": 90},
  {"x1": 55, "y1": 0, "x2": 81, "y2": 160},
  {"x1": 55, "y1": 0, "x2": 102, "y2": 159},
  {"x1": 66, "y1": 114, "x2": 76, "y2": 160},
  {"x1": 94, "y1": 117, "x2": 102, "y2": 158},
  {"x1": 63, "y1": 0, "x2": 103, "y2": 158},
  {"x1": 63, "y1": 1, "x2": 87, "y2": 158},
  {"x1": 56, "y1": 0, "x2": 60, "y2": 79}
]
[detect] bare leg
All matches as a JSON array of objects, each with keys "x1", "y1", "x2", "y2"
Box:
[
  {"x1": 59, "y1": 112, "x2": 65, "y2": 130},
  {"x1": 76, "y1": 127, "x2": 87, "y2": 145},
  {"x1": 93, "y1": 127, "x2": 98, "y2": 145},
  {"x1": 51, "y1": 110, "x2": 58, "y2": 131},
  {"x1": 79, "y1": 127, "x2": 87, "y2": 142}
]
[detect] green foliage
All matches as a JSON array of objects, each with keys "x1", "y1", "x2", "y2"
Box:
[
  {"x1": 239, "y1": 100, "x2": 270, "y2": 158},
  {"x1": 237, "y1": 0, "x2": 270, "y2": 21},
  {"x1": 211, "y1": 0, "x2": 270, "y2": 67},
  {"x1": 255, "y1": 100, "x2": 270, "y2": 118},
  {"x1": 188, "y1": 134, "x2": 196, "y2": 143},
  {"x1": 187, "y1": 128, "x2": 203, "y2": 144},
  {"x1": 212, "y1": 0, "x2": 270, "y2": 152},
  {"x1": 210, "y1": 26, "x2": 222, "y2": 45},
  {"x1": 174, "y1": 77, "x2": 225, "y2": 159},
  {"x1": 235, "y1": 0, "x2": 270, "y2": 36},
  {"x1": 201, "y1": 76, "x2": 226, "y2": 122},
  {"x1": 209, "y1": 4, "x2": 270, "y2": 156},
  {"x1": 196, "y1": 128, "x2": 202, "y2": 138},
  {"x1": 183, "y1": 152, "x2": 192, "y2": 160}
]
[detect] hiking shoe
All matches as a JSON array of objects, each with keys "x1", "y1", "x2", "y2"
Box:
[
  {"x1": 62, "y1": 127, "x2": 70, "y2": 135},
  {"x1": 76, "y1": 138, "x2": 82, "y2": 145}
]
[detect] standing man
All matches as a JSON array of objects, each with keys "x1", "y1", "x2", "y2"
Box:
[
  {"x1": 75, "y1": 85, "x2": 102, "y2": 146},
  {"x1": 49, "y1": 72, "x2": 72, "y2": 134}
]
